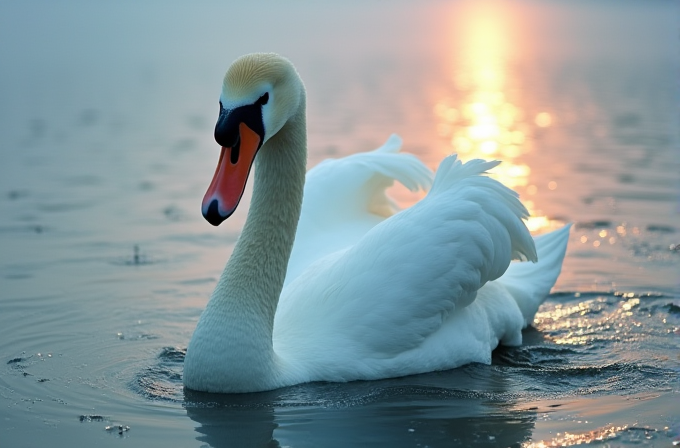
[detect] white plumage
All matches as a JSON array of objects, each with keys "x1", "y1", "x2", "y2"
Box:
[
  {"x1": 285, "y1": 134, "x2": 433, "y2": 284},
  {"x1": 276, "y1": 139, "x2": 568, "y2": 383},
  {"x1": 183, "y1": 53, "x2": 571, "y2": 393}
]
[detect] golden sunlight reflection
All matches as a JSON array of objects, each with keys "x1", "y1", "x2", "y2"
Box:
[
  {"x1": 523, "y1": 424, "x2": 631, "y2": 448},
  {"x1": 532, "y1": 293, "x2": 646, "y2": 346},
  {"x1": 436, "y1": 1, "x2": 555, "y2": 233}
]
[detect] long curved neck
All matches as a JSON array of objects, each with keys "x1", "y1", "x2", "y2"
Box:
[
  {"x1": 184, "y1": 92, "x2": 307, "y2": 392},
  {"x1": 212, "y1": 92, "x2": 307, "y2": 343}
]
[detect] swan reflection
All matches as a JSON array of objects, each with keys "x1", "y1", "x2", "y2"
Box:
[{"x1": 185, "y1": 366, "x2": 537, "y2": 448}]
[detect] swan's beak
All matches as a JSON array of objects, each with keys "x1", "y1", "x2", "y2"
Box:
[{"x1": 202, "y1": 108, "x2": 264, "y2": 226}]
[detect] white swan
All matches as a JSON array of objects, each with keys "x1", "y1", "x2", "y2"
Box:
[{"x1": 183, "y1": 53, "x2": 571, "y2": 393}]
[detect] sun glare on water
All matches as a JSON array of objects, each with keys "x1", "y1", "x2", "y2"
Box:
[{"x1": 435, "y1": 0, "x2": 556, "y2": 233}]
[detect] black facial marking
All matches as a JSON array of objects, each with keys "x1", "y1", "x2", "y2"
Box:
[
  {"x1": 230, "y1": 135, "x2": 240, "y2": 164},
  {"x1": 214, "y1": 95, "x2": 267, "y2": 150},
  {"x1": 256, "y1": 92, "x2": 269, "y2": 106}
]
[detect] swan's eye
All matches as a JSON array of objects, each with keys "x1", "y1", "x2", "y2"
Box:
[{"x1": 256, "y1": 92, "x2": 269, "y2": 106}]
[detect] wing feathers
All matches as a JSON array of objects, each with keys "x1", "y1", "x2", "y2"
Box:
[
  {"x1": 430, "y1": 155, "x2": 536, "y2": 263},
  {"x1": 286, "y1": 135, "x2": 433, "y2": 284},
  {"x1": 277, "y1": 154, "x2": 538, "y2": 363},
  {"x1": 303, "y1": 134, "x2": 432, "y2": 221}
]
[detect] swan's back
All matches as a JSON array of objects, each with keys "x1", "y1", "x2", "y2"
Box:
[{"x1": 274, "y1": 155, "x2": 561, "y2": 384}]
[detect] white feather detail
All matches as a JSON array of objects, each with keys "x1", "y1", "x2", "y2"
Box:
[
  {"x1": 273, "y1": 153, "x2": 562, "y2": 385},
  {"x1": 286, "y1": 134, "x2": 433, "y2": 284},
  {"x1": 183, "y1": 52, "x2": 572, "y2": 394}
]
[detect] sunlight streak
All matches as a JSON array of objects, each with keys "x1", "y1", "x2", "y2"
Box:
[{"x1": 436, "y1": 0, "x2": 556, "y2": 233}]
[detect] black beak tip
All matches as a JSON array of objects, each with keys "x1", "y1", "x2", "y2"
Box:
[{"x1": 203, "y1": 199, "x2": 228, "y2": 227}]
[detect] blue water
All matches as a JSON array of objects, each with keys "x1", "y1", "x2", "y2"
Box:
[{"x1": 1, "y1": 1, "x2": 679, "y2": 446}]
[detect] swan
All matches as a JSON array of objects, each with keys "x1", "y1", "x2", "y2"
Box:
[{"x1": 183, "y1": 53, "x2": 571, "y2": 393}]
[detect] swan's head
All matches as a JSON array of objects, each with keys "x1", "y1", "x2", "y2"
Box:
[{"x1": 202, "y1": 53, "x2": 303, "y2": 226}]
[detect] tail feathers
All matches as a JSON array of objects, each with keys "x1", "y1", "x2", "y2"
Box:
[{"x1": 498, "y1": 224, "x2": 572, "y2": 327}]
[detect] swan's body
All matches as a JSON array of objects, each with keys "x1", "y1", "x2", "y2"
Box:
[{"x1": 183, "y1": 53, "x2": 571, "y2": 393}]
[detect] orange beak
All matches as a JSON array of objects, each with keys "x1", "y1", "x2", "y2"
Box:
[{"x1": 202, "y1": 123, "x2": 262, "y2": 226}]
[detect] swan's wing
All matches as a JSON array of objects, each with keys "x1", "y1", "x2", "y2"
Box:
[
  {"x1": 302, "y1": 134, "x2": 433, "y2": 222},
  {"x1": 286, "y1": 135, "x2": 433, "y2": 284},
  {"x1": 276, "y1": 155, "x2": 537, "y2": 362}
]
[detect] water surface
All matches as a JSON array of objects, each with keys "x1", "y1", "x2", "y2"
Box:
[{"x1": 1, "y1": 1, "x2": 679, "y2": 447}]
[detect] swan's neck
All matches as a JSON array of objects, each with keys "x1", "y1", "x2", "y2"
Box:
[
  {"x1": 191, "y1": 96, "x2": 306, "y2": 391},
  {"x1": 220, "y1": 99, "x2": 307, "y2": 322}
]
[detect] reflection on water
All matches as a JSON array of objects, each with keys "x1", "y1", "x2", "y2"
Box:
[
  {"x1": 524, "y1": 423, "x2": 677, "y2": 448},
  {"x1": 0, "y1": 0, "x2": 678, "y2": 446},
  {"x1": 435, "y1": 1, "x2": 556, "y2": 232},
  {"x1": 140, "y1": 288, "x2": 680, "y2": 447},
  {"x1": 183, "y1": 373, "x2": 538, "y2": 448}
]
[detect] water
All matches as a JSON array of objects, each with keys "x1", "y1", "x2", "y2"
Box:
[{"x1": 1, "y1": 0, "x2": 679, "y2": 446}]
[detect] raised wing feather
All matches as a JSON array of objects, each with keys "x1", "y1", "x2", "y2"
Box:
[
  {"x1": 303, "y1": 134, "x2": 432, "y2": 220},
  {"x1": 286, "y1": 134, "x2": 433, "y2": 284}
]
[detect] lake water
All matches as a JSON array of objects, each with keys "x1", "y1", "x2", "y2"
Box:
[{"x1": 1, "y1": 1, "x2": 679, "y2": 447}]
